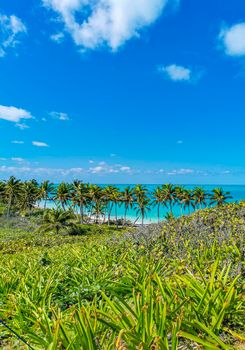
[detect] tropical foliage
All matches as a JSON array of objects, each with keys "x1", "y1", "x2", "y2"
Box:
[
  {"x1": 0, "y1": 202, "x2": 244, "y2": 349},
  {"x1": 37, "y1": 208, "x2": 78, "y2": 235},
  {"x1": 0, "y1": 177, "x2": 233, "y2": 225}
]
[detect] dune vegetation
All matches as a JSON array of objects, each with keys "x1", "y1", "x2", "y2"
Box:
[{"x1": 0, "y1": 177, "x2": 244, "y2": 349}]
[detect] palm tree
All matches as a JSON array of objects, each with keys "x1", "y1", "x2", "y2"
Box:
[
  {"x1": 152, "y1": 186, "x2": 164, "y2": 223},
  {"x1": 180, "y1": 189, "x2": 194, "y2": 214},
  {"x1": 0, "y1": 181, "x2": 6, "y2": 204},
  {"x1": 210, "y1": 188, "x2": 232, "y2": 206},
  {"x1": 54, "y1": 182, "x2": 72, "y2": 210},
  {"x1": 39, "y1": 180, "x2": 54, "y2": 209},
  {"x1": 84, "y1": 184, "x2": 105, "y2": 223},
  {"x1": 121, "y1": 186, "x2": 135, "y2": 225},
  {"x1": 91, "y1": 201, "x2": 105, "y2": 224},
  {"x1": 110, "y1": 188, "x2": 121, "y2": 226},
  {"x1": 71, "y1": 180, "x2": 88, "y2": 223},
  {"x1": 134, "y1": 184, "x2": 147, "y2": 199},
  {"x1": 134, "y1": 185, "x2": 150, "y2": 226},
  {"x1": 161, "y1": 184, "x2": 176, "y2": 214},
  {"x1": 4, "y1": 176, "x2": 22, "y2": 217},
  {"x1": 193, "y1": 187, "x2": 208, "y2": 210},
  {"x1": 103, "y1": 186, "x2": 119, "y2": 225},
  {"x1": 20, "y1": 181, "x2": 39, "y2": 212},
  {"x1": 174, "y1": 185, "x2": 185, "y2": 215},
  {"x1": 37, "y1": 208, "x2": 77, "y2": 234},
  {"x1": 135, "y1": 196, "x2": 151, "y2": 226}
]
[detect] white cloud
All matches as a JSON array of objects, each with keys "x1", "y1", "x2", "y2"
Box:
[
  {"x1": 0, "y1": 13, "x2": 27, "y2": 57},
  {"x1": 220, "y1": 23, "x2": 245, "y2": 56},
  {"x1": 49, "y1": 111, "x2": 70, "y2": 120},
  {"x1": 0, "y1": 105, "x2": 33, "y2": 124},
  {"x1": 50, "y1": 32, "x2": 65, "y2": 43},
  {"x1": 159, "y1": 64, "x2": 191, "y2": 82},
  {"x1": 43, "y1": 0, "x2": 169, "y2": 51},
  {"x1": 88, "y1": 161, "x2": 133, "y2": 174},
  {"x1": 167, "y1": 168, "x2": 194, "y2": 175},
  {"x1": 120, "y1": 166, "x2": 131, "y2": 172},
  {"x1": 12, "y1": 140, "x2": 24, "y2": 144},
  {"x1": 16, "y1": 123, "x2": 30, "y2": 130},
  {"x1": 11, "y1": 157, "x2": 25, "y2": 162},
  {"x1": 0, "y1": 48, "x2": 5, "y2": 57},
  {"x1": 32, "y1": 141, "x2": 49, "y2": 147},
  {"x1": 89, "y1": 165, "x2": 104, "y2": 174},
  {"x1": 0, "y1": 166, "x2": 85, "y2": 179},
  {"x1": 0, "y1": 166, "x2": 31, "y2": 174},
  {"x1": 68, "y1": 167, "x2": 83, "y2": 173}
]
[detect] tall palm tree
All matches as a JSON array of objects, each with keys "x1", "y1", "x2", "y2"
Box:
[
  {"x1": 193, "y1": 187, "x2": 208, "y2": 210},
  {"x1": 54, "y1": 182, "x2": 72, "y2": 210},
  {"x1": 37, "y1": 208, "x2": 77, "y2": 234},
  {"x1": 152, "y1": 186, "x2": 164, "y2": 223},
  {"x1": 71, "y1": 180, "x2": 88, "y2": 223},
  {"x1": 86, "y1": 184, "x2": 103, "y2": 222},
  {"x1": 174, "y1": 185, "x2": 185, "y2": 215},
  {"x1": 134, "y1": 185, "x2": 150, "y2": 226},
  {"x1": 161, "y1": 184, "x2": 176, "y2": 214},
  {"x1": 210, "y1": 188, "x2": 232, "y2": 206},
  {"x1": 91, "y1": 201, "x2": 105, "y2": 224},
  {"x1": 103, "y1": 185, "x2": 119, "y2": 225},
  {"x1": 180, "y1": 189, "x2": 194, "y2": 214},
  {"x1": 135, "y1": 195, "x2": 151, "y2": 226},
  {"x1": 4, "y1": 176, "x2": 22, "y2": 217},
  {"x1": 20, "y1": 181, "x2": 39, "y2": 212},
  {"x1": 121, "y1": 186, "x2": 135, "y2": 225},
  {"x1": 39, "y1": 180, "x2": 54, "y2": 209}
]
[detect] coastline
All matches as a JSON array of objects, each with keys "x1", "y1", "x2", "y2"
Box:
[{"x1": 37, "y1": 201, "x2": 159, "y2": 225}]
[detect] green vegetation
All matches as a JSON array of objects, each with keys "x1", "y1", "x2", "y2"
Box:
[
  {"x1": 0, "y1": 197, "x2": 244, "y2": 349},
  {"x1": 0, "y1": 177, "x2": 233, "y2": 225}
]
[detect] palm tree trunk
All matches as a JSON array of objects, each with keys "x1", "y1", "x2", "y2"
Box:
[
  {"x1": 124, "y1": 206, "x2": 127, "y2": 226},
  {"x1": 157, "y1": 203, "x2": 160, "y2": 224},
  {"x1": 80, "y1": 204, "x2": 84, "y2": 223},
  {"x1": 7, "y1": 195, "x2": 12, "y2": 218},
  {"x1": 115, "y1": 203, "x2": 118, "y2": 228},
  {"x1": 169, "y1": 201, "x2": 173, "y2": 214},
  {"x1": 108, "y1": 202, "x2": 113, "y2": 226},
  {"x1": 134, "y1": 216, "x2": 140, "y2": 225},
  {"x1": 103, "y1": 210, "x2": 106, "y2": 224}
]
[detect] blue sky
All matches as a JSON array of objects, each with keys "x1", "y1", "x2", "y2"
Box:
[{"x1": 0, "y1": 0, "x2": 245, "y2": 184}]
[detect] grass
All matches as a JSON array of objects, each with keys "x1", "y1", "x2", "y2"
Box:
[{"x1": 0, "y1": 203, "x2": 244, "y2": 349}]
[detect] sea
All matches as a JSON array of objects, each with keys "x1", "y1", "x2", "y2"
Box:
[{"x1": 44, "y1": 184, "x2": 245, "y2": 224}]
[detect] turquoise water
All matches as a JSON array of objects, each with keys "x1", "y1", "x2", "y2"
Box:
[
  {"x1": 44, "y1": 184, "x2": 245, "y2": 224},
  {"x1": 105, "y1": 184, "x2": 245, "y2": 223}
]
